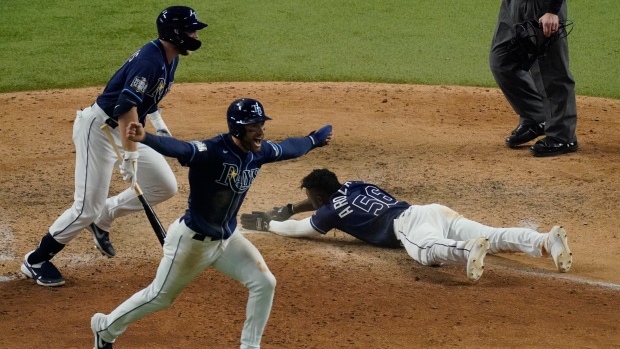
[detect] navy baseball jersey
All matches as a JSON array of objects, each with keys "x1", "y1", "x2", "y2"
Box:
[
  {"x1": 310, "y1": 181, "x2": 410, "y2": 248},
  {"x1": 97, "y1": 40, "x2": 177, "y2": 124},
  {"x1": 142, "y1": 132, "x2": 320, "y2": 240}
]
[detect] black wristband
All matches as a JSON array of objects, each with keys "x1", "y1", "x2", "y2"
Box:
[{"x1": 287, "y1": 203, "x2": 295, "y2": 215}]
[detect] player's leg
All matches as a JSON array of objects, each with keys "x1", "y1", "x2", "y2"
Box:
[
  {"x1": 434, "y1": 204, "x2": 546, "y2": 257},
  {"x1": 22, "y1": 106, "x2": 116, "y2": 285},
  {"x1": 91, "y1": 219, "x2": 222, "y2": 344},
  {"x1": 442, "y1": 206, "x2": 572, "y2": 272},
  {"x1": 396, "y1": 205, "x2": 476, "y2": 265},
  {"x1": 211, "y1": 231, "x2": 276, "y2": 349},
  {"x1": 94, "y1": 143, "x2": 178, "y2": 231},
  {"x1": 396, "y1": 205, "x2": 491, "y2": 281}
]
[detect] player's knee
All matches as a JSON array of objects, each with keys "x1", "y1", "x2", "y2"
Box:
[{"x1": 253, "y1": 270, "x2": 276, "y2": 295}]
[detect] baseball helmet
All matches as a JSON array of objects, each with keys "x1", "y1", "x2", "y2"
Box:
[
  {"x1": 157, "y1": 6, "x2": 208, "y2": 51},
  {"x1": 226, "y1": 98, "x2": 272, "y2": 138}
]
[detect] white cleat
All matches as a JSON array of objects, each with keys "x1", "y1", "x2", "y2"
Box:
[
  {"x1": 466, "y1": 237, "x2": 490, "y2": 282},
  {"x1": 547, "y1": 226, "x2": 572, "y2": 273}
]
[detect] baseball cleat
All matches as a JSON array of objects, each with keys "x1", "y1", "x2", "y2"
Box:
[
  {"x1": 87, "y1": 223, "x2": 116, "y2": 258},
  {"x1": 20, "y1": 251, "x2": 65, "y2": 287},
  {"x1": 546, "y1": 226, "x2": 572, "y2": 272},
  {"x1": 91, "y1": 313, "x2": 114, "y2": 349},
  {"x1": 466, "y1": 237, "x2": 490, "y2": 282}
]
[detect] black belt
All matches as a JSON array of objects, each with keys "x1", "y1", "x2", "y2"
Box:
[
  {"x1": 105, "y1": 118, "x2": 119, "y2": 129},
  {"x1": 192, "y1": 233, "x2": 221, "y2": 242}
]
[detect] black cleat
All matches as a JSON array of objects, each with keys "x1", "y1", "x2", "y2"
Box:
[
  {"x1": 505, "y1": 122, "x2": 545, "y2": 148},
  {"x1": 530, "y1": 137, "x2": 578, "y2": 157},
  {"x1": 87, "y1": 223, "x2": 116, "y2": 257},
  {"x1": 21, "y1": 252, "x2": 65, "y2": 287}
]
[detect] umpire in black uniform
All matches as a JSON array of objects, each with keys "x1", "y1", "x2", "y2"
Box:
[{"x1": 490, "y1": 0, "x2": 577, "y2": 157}]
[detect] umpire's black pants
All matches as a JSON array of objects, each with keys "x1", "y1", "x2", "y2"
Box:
[{"x1": 489, "y1": 0, "x2": 577, "y2": 143}]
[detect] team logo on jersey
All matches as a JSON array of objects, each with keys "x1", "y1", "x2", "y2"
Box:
[
  {"x1": 216, "y1": 163, "x2": 259, "y2": 193},
  {"x1": 146, "y1": 78, "x2": 168, "y2": 102},
  {"x1": 190, "y1": 140, "x2": 207, "y2": 152},
  {"x1": 130, "y1": 76, "x2": 148, "y2": 94}
]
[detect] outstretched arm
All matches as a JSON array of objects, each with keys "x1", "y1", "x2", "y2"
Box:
[
  {"x1": 127, "y1": 121, "x2": 197, "y2": 164},
  {"x1": 269, "y1": 217, "x2": 322, "y2": 238},
  {"x1": 264, "y1": 199, "x2": 315, "y2": 221},
  {"x1": 240, "y1": 213, "x2": 322, "y2": 238},
  {"x1": 268, "y1": 125, "x2": 333, "y2": 161}
]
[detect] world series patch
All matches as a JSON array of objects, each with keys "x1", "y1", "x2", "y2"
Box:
[{"x1": 130, "y1": 76, "x2": 148, "y2": 94}]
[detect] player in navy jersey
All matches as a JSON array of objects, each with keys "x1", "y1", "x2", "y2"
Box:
[
  {"x1": 241, "y1": 169, "x2": 573, "y2": 281},
  {"x1": 21, "y1": 6, "x2": 208, "y2": 287},
  {"x1": 90, "y1": 98, "x2": 333, "y2": 349}
]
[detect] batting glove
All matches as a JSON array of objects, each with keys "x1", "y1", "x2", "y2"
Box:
[
  {"x1": 307, "y1": 125, "x2": 332, "y2": 147},
  {"x1": 148, "y1": 109, "x2": 173, "y2": 137},
  {"x1": 240, "y1": 212, "x2": 272, "y2": 231},
  {"x1": 120, "y1": 151, "x2": 139, "y2": 188},
  {"x1": 266, "y1": 204, "x2": 295, "y2": 221}
]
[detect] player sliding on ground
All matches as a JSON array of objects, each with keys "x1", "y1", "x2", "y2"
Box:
[{"x1": 241, "y1": 168, "x2": 573, "y2": 281}]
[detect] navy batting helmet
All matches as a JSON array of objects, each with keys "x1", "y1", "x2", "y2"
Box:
[
  {"x1": 227, "y1": 98, "x2": 272, "y2": 138},
  {"x1": 157, "y1": 6, "x2": 208, "y2": 51}
]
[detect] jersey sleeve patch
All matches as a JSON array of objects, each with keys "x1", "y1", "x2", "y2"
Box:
[
  {"x1": 130, "y1": 76, "x2": 148, "y2": 94},
  {"x1": 190, "y1": 140, "x2": 208, "y2": 152},
  {"x1": 266, "y1": 140, "x2": 281, "y2": 158}
]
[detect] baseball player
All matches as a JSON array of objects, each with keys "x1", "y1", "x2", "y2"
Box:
[
  {"x1": 491, "y1": 0, "x2": 578, "y2": 156},
  {"x1": 241, "y1": 169, "x2": 573, "y2": 281},
  {"x1": 20, "y1": 6, "x2": 207, "y2": 287},
  {"x1": 90, "y1": 98, "x2": 333, "y2": 349}
]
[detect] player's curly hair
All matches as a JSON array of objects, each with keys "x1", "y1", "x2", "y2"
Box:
[{"x1": 300, "y1": 169, "x2": 342, "y2": 196}]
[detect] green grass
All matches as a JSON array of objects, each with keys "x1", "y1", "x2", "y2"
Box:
[{"x1": 0, "y1": 0, "x2": 618, "y2": 98}]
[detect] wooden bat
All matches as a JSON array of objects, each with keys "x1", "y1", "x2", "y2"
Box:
[{"x1": 100, "y1": 124, "x2": 167, "y2": 246}]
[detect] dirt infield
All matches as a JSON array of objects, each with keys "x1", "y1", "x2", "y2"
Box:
[{"x1": 1, "y1": 82, "x2": 620, "y2": 348}]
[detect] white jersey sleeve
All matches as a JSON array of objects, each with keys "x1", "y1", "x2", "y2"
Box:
[{"x1": 268, "y1": 217, "x2": 322, "y2": 238}]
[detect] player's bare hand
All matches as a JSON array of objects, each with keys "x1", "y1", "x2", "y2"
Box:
[
  {"x1": 539, "y1": 13, "x2": 559, "y2": 37},
  {"x1": 127, "y1": 122, "x2": 146, "y2": 142}
]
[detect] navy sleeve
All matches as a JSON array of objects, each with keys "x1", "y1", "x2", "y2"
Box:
[
  {"x1": 308, "y1": 206, "x2": 336, "y2": 235},
  {"x1": 121, "y1": 60, "x2": 160, "y2": 104},
  {"x1": 141, "y1": 133, "x2": 208, "y2": 165},
  {"x1": 260, "y1": 136, "x2": 314, "y2": 163}
]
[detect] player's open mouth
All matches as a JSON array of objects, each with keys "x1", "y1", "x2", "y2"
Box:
[{"x1": 253, "y1": 138, "x2": 262, "y2": 147}]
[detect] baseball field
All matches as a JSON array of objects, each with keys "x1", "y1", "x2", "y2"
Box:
[{"x1": 1, "y1": 1, "x2": 620, "y2": 348}]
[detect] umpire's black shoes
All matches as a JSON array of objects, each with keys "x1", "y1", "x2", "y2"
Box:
[
  {"x1": 87, "y1": 223, "x2": 116, "y2": 258},
  {"x1": 21, "y1": 251, "x2": 65, "y2": 287},
  {"x1": 505, "y1": 122, "x2": 545, "y2": 148},
  {"x1": 530, "y1": 137, "x2": 578, "y2": 157}
]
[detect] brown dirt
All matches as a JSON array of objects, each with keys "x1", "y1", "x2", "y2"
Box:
[{"x1": 1, "y1": 82, "x2": 620, "y2": 348}]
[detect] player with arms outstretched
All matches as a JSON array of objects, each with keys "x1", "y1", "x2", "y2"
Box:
[{"x1": 91, "y1": 98, "x2": 333, "y2": 349}]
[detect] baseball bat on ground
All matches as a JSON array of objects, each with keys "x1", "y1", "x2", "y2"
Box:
[{"x1": 100, "y1": 124, "x2": 167, "y2": 246}]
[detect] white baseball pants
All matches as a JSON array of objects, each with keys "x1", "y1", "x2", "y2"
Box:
[
  {"x1": 92, "y1": 219, "x2": 276, "y2": 349},
  {"x1": 393, "y1": 204, "x2": 546, "y2": 265},
  {"x1": 48, "y1": 103, "x2": 177, "y2": 244}
]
